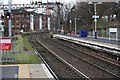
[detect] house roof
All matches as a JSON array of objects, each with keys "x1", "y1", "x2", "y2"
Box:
[
  {"x1": 4, "y1": 9, "x2": 30, "y2": 15},
  {"x1": 4, "y1": 8, "x2": 50, "y2": 17}
]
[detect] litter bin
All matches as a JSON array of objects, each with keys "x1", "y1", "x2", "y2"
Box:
[{"x1": 80, "y1": 29, "x2": 88, "y2": 37}]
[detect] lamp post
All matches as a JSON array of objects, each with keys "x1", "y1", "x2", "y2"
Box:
[
  {"x1": 69, "y1": 4, "x2": 75, "y2": 35},
  {"x1": 89, "y1": 2, "x2": 101, "y2": 39},
  {"x1": 8, "y1": 0, "x2": 12, "y2": 37},
  {"x1": 20, "y1": 9, "x2": 23, "y2": 32},
  {"x1": 69, "y1": 14, "x2": 72, "y2": 35},
  {"x1": 75, "y1": 18, "x2": 80, "y2": 35},
  {"x1": 56, "y1": 2, "x2": 61, "y2": 34},
  {"x1": 75, "y1": 18, "x2": 76, "y2": 35},
  {"x1": 94, "y1": 3, "x2": 97, "y2": 39}
]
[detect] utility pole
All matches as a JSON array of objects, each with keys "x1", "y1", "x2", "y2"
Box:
[
  {"x1": 69, "y1": 3, "x2": 75, "y2": 36},
  {"x1": 8, "y1": 0, "x2": 12, "y2": 37},
  {"x1": 56, "y1": 2, "x2": 60, "y2": 34},
  {"x1": 70, "y1": 10, "x2": 72, "y2": 35},
  {"x1": 75, "y1": 18, "x2": 76, "y2": 35}
]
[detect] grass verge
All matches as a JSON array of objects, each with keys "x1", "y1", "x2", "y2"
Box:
[
  {"x1": 2, "y1": 35, "x2": 41, "y2": 64},
  {"x1": 15, "y1": 35, "x2": 41, "y2": 64}
]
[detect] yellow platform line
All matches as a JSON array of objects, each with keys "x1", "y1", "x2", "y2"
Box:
[{"x1": 18, "y1": 64, "x2": 30, "y2": 80}]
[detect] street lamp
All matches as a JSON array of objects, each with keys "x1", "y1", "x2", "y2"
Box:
[
  {"x1": 69, "y1": 4, "x2": 75, "y2": 35},
  {"x1": 75, "y1": 17, "x2": 80, "y2": 35},
  {"x1": 8, "y1": 0, "x2": 12, "y2": 37},
  {"x1": 20, "y1": 10, "x2": 22, "y2": 31},
  {"x1": 88, "y1": 2, "x2": 102, "y2": 39}
]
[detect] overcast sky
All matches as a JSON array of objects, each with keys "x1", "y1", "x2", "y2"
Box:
[
  {"x1": 2, "y1": 0, "x2": 117, "y2": 4},
  {"x1": 3, "y1": 0, "x2": 76, "y2": 4}
]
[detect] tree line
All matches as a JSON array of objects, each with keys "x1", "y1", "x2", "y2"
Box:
[{"x1": 62, "y1": 1, "x2": 120, "y2": 32}]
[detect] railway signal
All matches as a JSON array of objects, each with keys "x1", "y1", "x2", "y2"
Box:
[{"x1": 6, "y1": 12, "x2": 11, "y2": 19}]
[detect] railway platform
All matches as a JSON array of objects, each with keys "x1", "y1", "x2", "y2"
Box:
[
  {"x1": 0, "y1": 63, "x2": 54, "y2": 79},
  {"x1": 53, "y1": 34, "x2": 120, "y2": 57},
  {"x1": 53, "y1": 34, "x2": 119, "y2": 49}
]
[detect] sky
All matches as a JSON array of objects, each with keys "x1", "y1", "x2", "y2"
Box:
[
  {"x1": 3, "y1": 0, "x2": 76, "y2": 4},
  {"x1": 2, "y1": 0, "x2": 117, "y2": 4}
]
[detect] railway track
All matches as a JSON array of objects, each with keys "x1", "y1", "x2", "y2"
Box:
[
  {"x1": 29, "y1": 34, "x2": 119, "y2": 79},
  {"x1": 54, "y1": 35, "x2": 120, "y2": 61},
  {"x1": 30, "y1": 33, "x2": 89, "y2": 79},
  {"x1": 50, "y1": 35, "x2": 120, "y2": 77}
]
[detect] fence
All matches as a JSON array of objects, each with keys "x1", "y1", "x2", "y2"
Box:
[{"x1": 0, "y1": 37, "x2": 16, "y2": 63}]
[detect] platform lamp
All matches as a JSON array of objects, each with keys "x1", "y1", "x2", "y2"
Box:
[
  {"x1": 70, "y1": 4, "x2": 75, "y2": 35},
  {"x1": 88, "y1": 2, "x2": 102, "y2": 39},
  {"x1": 74, "y1": 17, "x2": 80, "y2": 35}
]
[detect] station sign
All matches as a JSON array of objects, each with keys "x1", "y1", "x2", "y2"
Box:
[
  {"x1": 92, "y1": 15, "x2": 99, "y2": 19},
  {"x1": 109, "y1": 28, "x2": 118, "y2": 41},
  {"x1": 0, "y1": 38, "x2": 12, "y2": 50},
  {"x1": 109, "y1": 28, "x2": 117, "y2": 33}
]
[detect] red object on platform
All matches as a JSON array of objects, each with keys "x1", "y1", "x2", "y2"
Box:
[{"x1": 0, "y1": 38, "x2": 12, "y2": 50}]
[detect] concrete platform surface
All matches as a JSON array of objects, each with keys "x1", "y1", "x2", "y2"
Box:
[
  {"x1": 0, "y1": 63, "x2": 54, "y2": 80},
  {"x1": 29, "y1": 64, "x2": 54, "y2": 79},
  {"x1": 53, "y1": 34, "x2": 120, "y2": 50}
]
